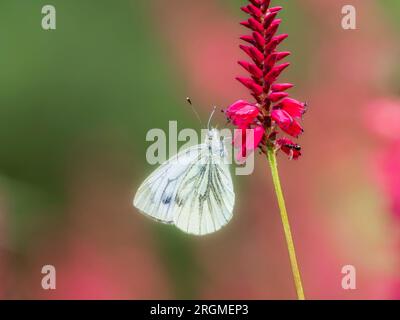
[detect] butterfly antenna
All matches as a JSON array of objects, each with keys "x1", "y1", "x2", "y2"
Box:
[
  {"x1": 207, "y1": 106, "x2": 217, "y2": 131},
  {"x1": 186, "y1": 97, "x2": 203, "y2": 126}
]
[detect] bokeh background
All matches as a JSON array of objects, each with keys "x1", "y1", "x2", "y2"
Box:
[{"x1": 0, "y1": 0, "x2": 399, "y2": 299}]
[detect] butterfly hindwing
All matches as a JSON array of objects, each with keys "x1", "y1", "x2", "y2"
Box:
[{"x1": 133, "y1": 144, "x2": 205, "y2": 224}]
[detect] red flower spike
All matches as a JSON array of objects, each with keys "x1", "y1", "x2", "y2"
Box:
[
  {"x1": 266, "y1": 20, "x2": 282, "y2": 39},
  {"x1": 271, "y1": 19, "x2": 282, "y2": 26},
  {"x1": 238, "y1": 61, "x2": 263, "y2": 79},
  {"x1": 227, "y1": 0, "x2": 307, "y2": 160},
  {"x1": 273, "y1": 62, "x2": 291, "y2": 74},
  {"x1": 226, "y1": 102, "x2": 260, "y2": 127},
  {"x1": 264, "y1": 62, "x2": 290, "y2": 84},
  {"x1": 234, "y1": 126, "x2": 265, "y2": 162},
  {"x1": 264, "y1": 34, "x2": 289, "y2": 54},
  {"x1": 279, "y1": 98, "x2": 307, "y2": 118},
  {"x1": 240, "y1": 20, "x2": 251, "y2": 29},
  {"x1": 251, "y1": 94, "x2": 261, "y2": 104},
  {"x1": 263, "y1": 12, "x2": 278, "y2": 29},
  {"x1": 263, "y1": 0, "x2": 272, "y2": 7},
  {"x1": 269, "y1": 6, "x2": 283, "y2": 13},
  {"x1": 272, "y1": 83, "x2": 294, "y2": 92},
  {"x1": 272, "y1": 34, "x2": 289, "y2": 48},
  {"x1": 246, "y1": 4, "x2": 262, "y2": 18},
  {"x1": 264, "y1": 52, "x2": 278, "y2": 70},
  {"x1": 271, "y1": 108, "x2": 291, "y2": 123},
  {"x1": 249, "y1": 0, "x2": 262, "y2": 7},
  {"x1": 271, "y1": 109, "x2": 303, "y2": 137},
  {"x1": 268, "y1": 92, "x2": 289, "y2": 102},
  {"x1": 239, "y1": 45, "x2": 264, "y2": 65},
  {"x1": 225, "y1": 100, "x2": 252, "y2": 116},
  {"x1": 240, "y1": 35, "x2": 255, "y2": 45},
  {"x1": 241, "y1": 6, "x2": 251, "y2": 14},
  {"x1": 252, "y1": 32, "x2": 265, "y2": 48},
  {"x1": 275, "y1": 51, "x2": 291, "y2": 61},
  {"x1": 236, "y1": 77, "x2": 263, "y2": 96},
  {"x1": 247, "y1": 17, "x2": 264, "y2": 33},
  {"x1": 234, "y1": 104, "x2": 259, "y2": 120},
  {"x1": 225, "y1": 100, "x2": 250, "y2": 116},
  {"x1": 253, "y1": 126, "x2": 265, "y2": 146}
]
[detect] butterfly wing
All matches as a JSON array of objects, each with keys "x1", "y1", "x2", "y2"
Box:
[
  {"x1": 133, "y1": 144, "x2": 204, "y2": 224},
  {"x1": 173, "y1": 149, "x2": 234, "y2": 235},
  {"x1": 134, "y1": 143, "x2": 235, "y2": 235}
]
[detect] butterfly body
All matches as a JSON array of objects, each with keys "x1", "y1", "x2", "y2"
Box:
[{"x1": 134, "y1": 128, "x2": 235, "y2": 236}]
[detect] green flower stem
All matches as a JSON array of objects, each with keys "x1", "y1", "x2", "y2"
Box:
[{"x1": 267, "y1": 146, "x2": 305, "y2": 300}]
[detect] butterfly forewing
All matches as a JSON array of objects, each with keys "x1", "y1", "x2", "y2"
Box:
[{"x1": 173, "y1": 151, "x2": 234, "y2": 235}]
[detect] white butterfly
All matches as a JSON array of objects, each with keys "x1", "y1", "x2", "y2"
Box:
[{"x1": 133, "y1": 127, "x2": 235, "y2": 236}]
